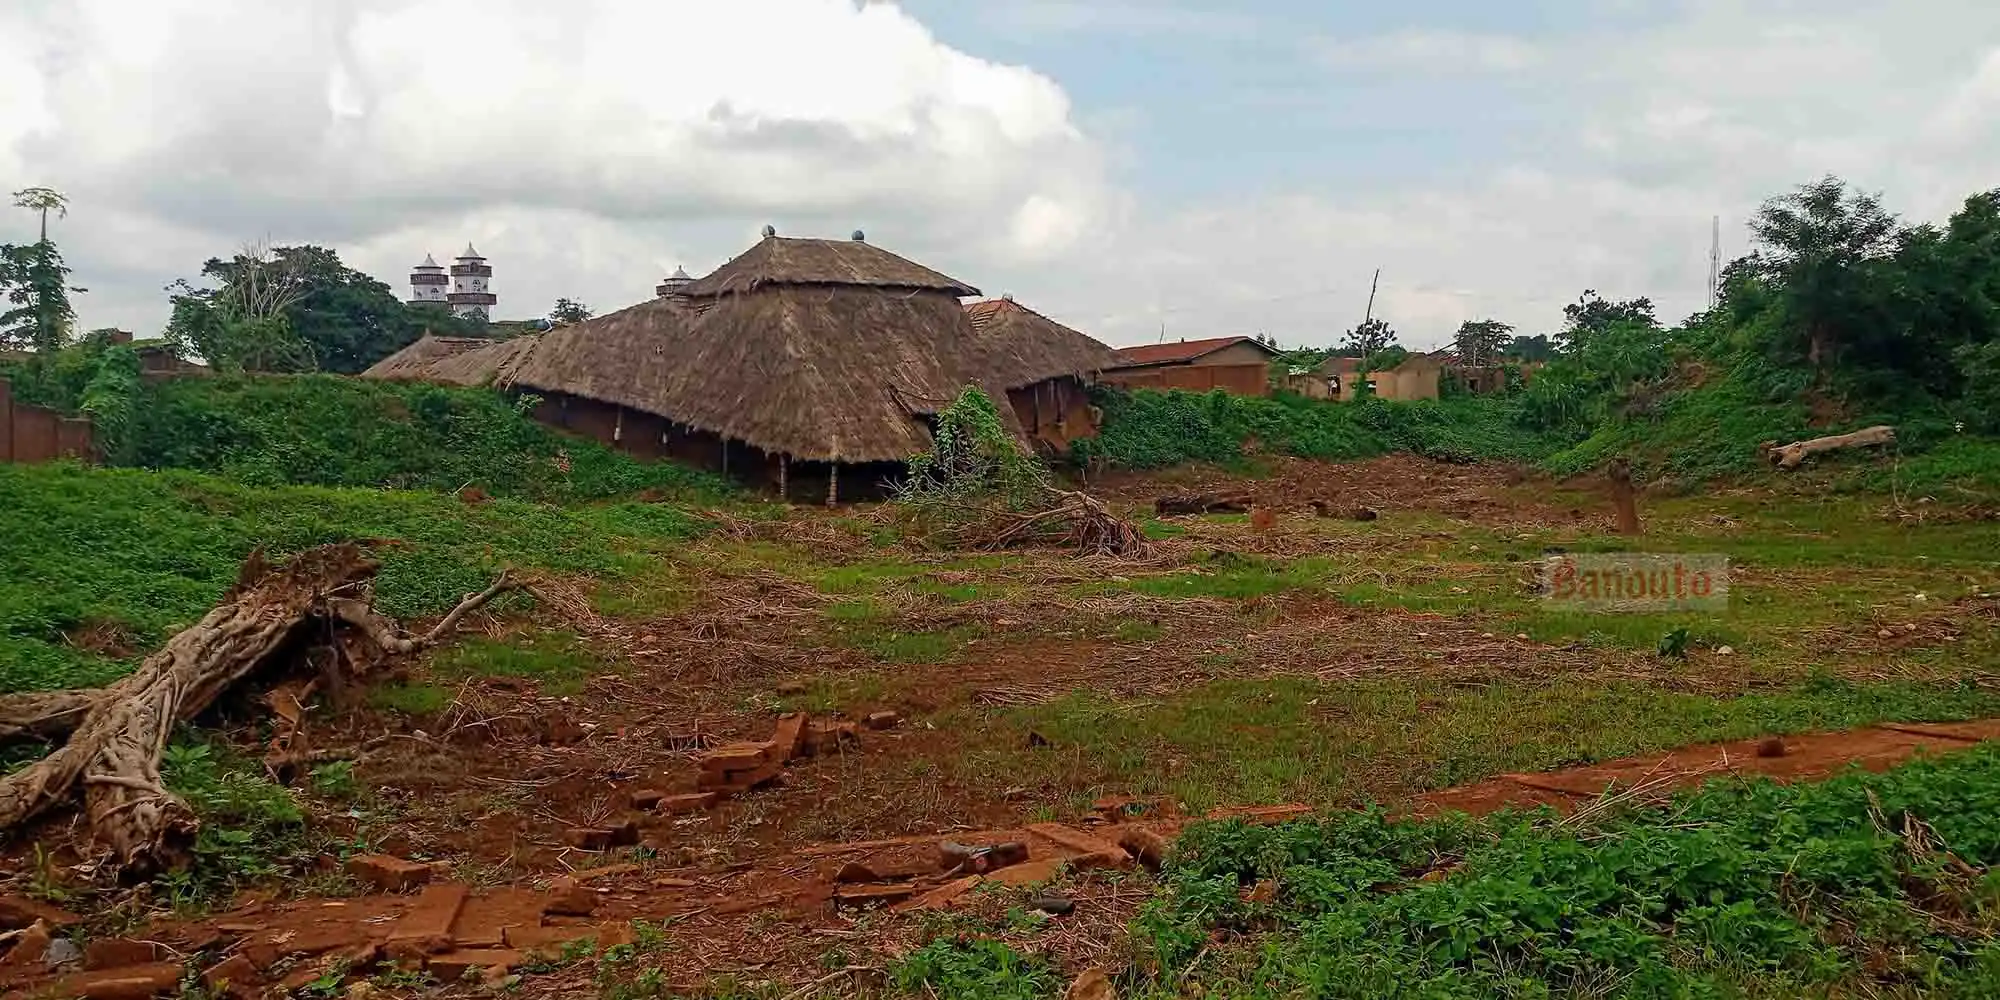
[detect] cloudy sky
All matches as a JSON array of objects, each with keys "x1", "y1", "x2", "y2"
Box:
[{"x1": 2, "y1": 0, "x2": 1996, "y2": 350}]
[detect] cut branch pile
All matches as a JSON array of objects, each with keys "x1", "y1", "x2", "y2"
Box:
[
  {"x1": 976, "y1": 489, "x2": 1150, "y2": 556},
  {"x1": 0, "y1": 544, "x2": 511, "y2": 874},
  {"x1": 1761, "y1": 425, "x2": 1896, "y2": 469}
]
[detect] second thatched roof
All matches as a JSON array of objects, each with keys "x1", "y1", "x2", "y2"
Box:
[{"x1": 963, "y1": 297, "x2": 1121, "y2": 390}]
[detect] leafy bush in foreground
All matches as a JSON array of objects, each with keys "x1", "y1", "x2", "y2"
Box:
[
  {"x1": 1137, "y1": 746, "x2": 2000, "y2": 998},
  {"x1": 1080, "y1": 389, "x2": 1561, "y2": 470},
  {"x1": 129, "y1": 374, "x2": 729, "y2": 502}
]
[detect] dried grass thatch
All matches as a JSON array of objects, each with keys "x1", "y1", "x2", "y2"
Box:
[
  {"x1": 680, "y1": 235, "x2": 979, "y2": 297},
  {"x1": 360, "y1": 335, "x2": 493, "y2": 381},
  {"x1": 964, "y1": 297, "x2": 1121, "y2": 391}
]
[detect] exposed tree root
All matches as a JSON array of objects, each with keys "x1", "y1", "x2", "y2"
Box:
[{"x1": 0, "y1": 544, "x2": 511, "y2": 874}]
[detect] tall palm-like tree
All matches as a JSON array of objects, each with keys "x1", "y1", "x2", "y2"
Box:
[{"x1": 12, "y1": 187, "x2": 68, "y2": 242}]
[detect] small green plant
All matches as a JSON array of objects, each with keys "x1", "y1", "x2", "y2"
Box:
[
  {"x1": 309, "y1": 760, "x2": 357, "y2": 798},
  {"x1": 901, "y1": 386, "x2": 1052, "y2": 511},
  {"x1": 891, "y1": 937, "x2": 1058, "y2": 1000},
  {"x1": 1657, "y1": 625, "x2": 1691, "y2": 659}
]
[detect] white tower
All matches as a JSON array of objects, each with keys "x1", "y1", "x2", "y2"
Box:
[
  {"x1": 408, "y1": 254, "x2": 448, "y2": 306},
  {"x1": 656, "y1": 265, "x2": 694, "y2": 299},
  {"x1": 448, "y1": 244, "x2": 496, "y2": 319}
]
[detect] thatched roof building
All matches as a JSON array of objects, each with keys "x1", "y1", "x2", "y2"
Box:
[{"x1": 364, "y1": 234, "x2": 1125, "y2": 499}]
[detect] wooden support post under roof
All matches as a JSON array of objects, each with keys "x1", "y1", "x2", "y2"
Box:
[
  {"x1": 827, "y1": 463, "x2": 839, "y2": 506},
  {"x1": 778, "y1": 454, "x2": 788, "y2": 500}
]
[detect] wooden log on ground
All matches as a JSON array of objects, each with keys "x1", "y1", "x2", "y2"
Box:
[
  {"x1": 1763, "y1": 426, "x2": 1896, "y2": 469},
  {"x1": 1155, "y1": 491, "x2": 1253, "y2": 516},
  {"x1": 0, "y1": 544, "x2": 511, "y2": 874}
]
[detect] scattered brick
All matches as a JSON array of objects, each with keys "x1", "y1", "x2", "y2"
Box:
[
  {"x1": 697, "y1": 741, "x2": 777, "y2": 774},
  {"x1": 1027, "y1": 823, "x2": 1132, "y2": 870},
  {"x1": 0, "y1": 919, "x2": 51, "y2": 972},
  {"x1": 864, "y1": 710, "x2": 902, "y2": 731},
  {"x1": 55, "y1": 961, "x2": 184, "y2": 1000},
  {"x1": 771, "y1": 712, "x2": 809, "y2": 761},
  {"x1": 627, "y1": 789, "x2": 666, "y2": 810},
  {"x1": 834, "y1": 861, "x2": 882, "y2": 884},
  {"x1": 564, "y1": 827, "x2": 614, "y2": 851},
  {"x1": 201, "y1": 954, "x2": 261, "y2": 998},
  {"x1": 606, "y1": 818, "x2": 641, "y2": 847},
  {"x1": 0, "y1": 895, "x2": 79, "y2": 929},
  {"x1": 345, "y1": 854, "x2": 433, "y2": 893},
  {"x1": 985, "y1": 842, "x2": 1030, "y2": 870},
  {"x1": 701, "y1": 760, "x2": 783, "y2": 794},
  {"x1": 655, "y1": 792, "x2": 718, "y2": 815},
  {"x1": 448, "y1": 889, "x2": 543, "y2": 950},
  {"x1": 893, "y1": 875, "x2": 983, "y2": 914},
  {"x1": 832, "y1": 883, "x2": 917, "y2": 908},
  {"x1": 426, "y1": 949, "x2": 524, "y2": 982},
  {"x1": 1028, "y1": 895, "x2": 1075, "y2": 916},
  {"x1": 802, "y1": 721, "x2": 861, "y2": 756},
  {"x1": 83, "y1": 938, "x2": 163, "y2": 970},
  {"x1": 542, "y1": 877, "x2": 599, "y2": 917},
  {"x1": 386, "y1": 882, "x2": 469, "y2": 960},
  {"x1": 988, "y1": 858, "x2": 1065, "y2": 887},
  {"x1": 1117, "y1": 827, "x2": 1169, "y2": 871}
]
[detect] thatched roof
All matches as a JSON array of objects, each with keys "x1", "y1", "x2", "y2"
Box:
[
  {"x1": 963, "y1": 298, "x2": 1122, "y2": 390},
  {"x1": 361, "y1": 336, "x2": 495, "y2": 380},
  {"x1": 681, "y1": 236, "x2": 980, "y2": 298},
  {"x1": 501, "y1": 285, "x2": 1005, "y2": 463}
]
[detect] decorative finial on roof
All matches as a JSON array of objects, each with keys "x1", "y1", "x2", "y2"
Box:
[
  {"x1": 851, "y1": 230, "x2": 866, "y2": 242},
  {"x1": 1000, "y1": 292, "x2": 1015, "y2": 302},
  {"x1": 761, "y1": 224, "x2": 777, "y2": 239}
]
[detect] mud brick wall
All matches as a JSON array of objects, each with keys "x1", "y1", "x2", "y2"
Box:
[
  {"x1": 1100, "y1": 362, "x2": 1271, "y2": 397},
  {"x1": 0, "y1": 379, "x2": 95, "y2": 464}
]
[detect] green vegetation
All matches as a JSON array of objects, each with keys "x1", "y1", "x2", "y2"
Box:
[
  {"x1": 129, "y1": 375, "x2": 729, "y2": 501},
  {"x1": 157, "y1": 740, "x2": 309, "y2": 905},
  {"x1": 957, "y1": 675, "x2": 2000, "y2": 814},
  {"x1": 893, "y1": 937, "x2": 1060, "y2": 1000},
  {"x1": 1137, "y1": 745, "x2": 2000, "y2": 997},
  {"x1": 1081, "y1": 389, "x2": 1556, "y2": 469},
  {"x1": 0, "y1": 461, "x2": 706, "y2": 692},
  {"x1": 431, "y1": 630, "x2": 613, "y2": 695}
]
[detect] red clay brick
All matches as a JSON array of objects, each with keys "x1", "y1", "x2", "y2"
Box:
[
  {"x1": 988, "y1": 858, "x2": 1065, "y2": 887},
  {"x1": 697, "y1": 741, "x2": 777, "y2": 773},
  {"x1": 1117, "y1": 828, "x2": 1169, "y2": 871},
  {"x1": 0, "y1": 919, "x2": 50, "y2": 972},
  {"x1": 628, "y1": 789, "x2": 666, "y2": 810},
  {"x1": 542, "y1": 877, "x2": 599, "y2": 918},
  {"x1": 563, "y1": 827, "x2": 614, "y2": 851},
  {"x1": 386, "y1": 882, "x2": 469, "y2": 959},
  {"x1": 771, "y1": 712, "x2": 809, "y2": 761},
  {"x1": 893, "y1": 875, "x2": 983, "y2": 913},
  {"x1": 447, "y1": 889, "x2": 543, "y2": 950},
  {"x1": 84, "y1": 938, "x2": 164, "y2": 970},
  {"x1": 427, "y1": 949, "x2": 524, "y2": 982},
  {"x1": 345, "y1": 854, "x2": 433, "y2": 893},
  {"x1": 201, "y1": 954, "x2": 261, "y2": 998},
  {"x1": 655, "y1": 792, "x2": 718, "y2": 815},
  {"x1": 57, "y1": 961, "x2": 184, "y2": 1000},
  {"x1": 1026, "y1": 823, "x2": 1132, "y2": 869},
  {"x1": 865, "y1": 710, "x2": 903, "y2": 730},
  {"x1": 0, "y1": 895, "x2": 78, "y2": 930}
]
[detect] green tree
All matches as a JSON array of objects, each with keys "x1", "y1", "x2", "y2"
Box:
[
  {"x1": 1341, "y1": 317, "x2": 1398, "y2": 364},
  {"x1": 2, "y1": 187, "x2": 83, "y2": 352},
  {"x1": 166, "y1": 244, "x2": 434, "y2": 373},
  {"x1": 1559, "y1": 290, "x2": 1657, "y2": 352},
  {"x1": 1507, "y1": 334, "x2": 1556, "y2": 362},
  {"x1": 549, "y1": 297, "x2": 592, "y2": 325},
  {"x1": 1453, "y1": 319, "x2": 1513, "y2": 366},
  {"x1": 1744, "y1": 176, "x2": 1902, "y2": 375}
]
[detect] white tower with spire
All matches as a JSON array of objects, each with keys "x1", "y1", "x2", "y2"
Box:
[
  {"x1": 408, "y1": 254, "x2": 448, "y2": 306},
  {"x1": 447, "y1": 244, "x2": 496, "y2": 319},
  {"x1": 656, "y1": 265, "x2": 694, "y2": 299}
]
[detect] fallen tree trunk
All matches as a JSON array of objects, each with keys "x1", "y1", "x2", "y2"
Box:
[
  {"x1": 1155, "y1": 491, "x2": 1253, "y2": 516},
  {"x1": 0, "y1": 544, "x2": 510, "y2": 874},
  {"x1": 1763, "y1": 426, "x2": 1896, "y2": 470}
]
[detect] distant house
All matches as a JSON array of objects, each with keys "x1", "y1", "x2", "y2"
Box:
[
  {"x1": 1102, "y1": 335, "x2": 1279, "y2": 396},
  {"x1": 1319, "y1": 351, "x2": 1445, "y2": 402}
]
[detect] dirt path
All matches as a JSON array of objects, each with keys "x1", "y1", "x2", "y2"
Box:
[{"x1": 9, "y1": 717, "x2": 1997, "y2": 999}]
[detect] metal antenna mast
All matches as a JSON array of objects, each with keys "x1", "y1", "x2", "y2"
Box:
[{"x1": 1707, "y1": 216, "x2": 1721, "y2": 311}]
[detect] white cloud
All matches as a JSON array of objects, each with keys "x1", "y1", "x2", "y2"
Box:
[
  {"x1": 1314, "y1": 30, "x2": 1541, "y2": 74},
  {"x1": 0, "y1": 0, "x2": 1109, "y2": 331}
]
